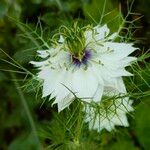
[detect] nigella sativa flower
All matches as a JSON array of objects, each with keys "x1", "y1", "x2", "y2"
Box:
[
  {"x1": 30, "y1": 24, "x2": 137, "y2": 112},
  {"x1": 85, "y1": 78, "x2": 133, "y2": 131}
]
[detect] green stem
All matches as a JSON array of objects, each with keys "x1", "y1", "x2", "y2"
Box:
[
  {"x1": 11, "y1": 73, "x2": 41, "y2": 148},
  {"x1": 56, "y1": 0, "x2": 63, "y2": 11},
  {"x1": 74, "y1": 101, "x2": 83, "y2": 146}
]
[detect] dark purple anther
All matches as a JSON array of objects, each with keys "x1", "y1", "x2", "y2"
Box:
[{"x1": 71, "y1": 49, "x2": 92, "y2": 67}]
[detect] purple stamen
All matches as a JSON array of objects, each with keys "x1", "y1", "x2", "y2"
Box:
[{"x1": 71, "y1": 50, "x2": 92, "y2": 67}]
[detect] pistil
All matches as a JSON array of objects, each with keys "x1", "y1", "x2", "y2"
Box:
[{"x1": 71, "y1": 50, "x2": 92, "y2": 67}]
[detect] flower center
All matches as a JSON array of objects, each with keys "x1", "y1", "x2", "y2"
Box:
[{"x1": 71, "y1": 49, "x2": 91, "y2": 67}]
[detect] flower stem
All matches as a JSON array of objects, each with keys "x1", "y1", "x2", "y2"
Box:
[
  {"x1": 11, "y1": 73, "x2": 41, "y2": 149},
  {"x1": 74, "y1": 101, "x2": 83, "y2": 146}
]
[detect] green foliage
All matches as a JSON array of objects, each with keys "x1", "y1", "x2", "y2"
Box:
[
  {"x1": 0, "y1": 0, "x2": 150, "y2": 149},
  {"x1": 135, "y1": 97, "x2": 150, "y2": 150},
  {"x1": 83, "y1": 0, "x2": 122, "y2": 31},
  {"x1": 8, "y1": 133, "x2": 40, "y2": 150}
]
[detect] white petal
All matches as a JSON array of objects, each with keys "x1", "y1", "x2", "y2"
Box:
[
  {"x1": 84, "y1": 30, "x2": 93, "y2": 45},
  {"x1": 42, "y1": 70, "x2": 60, "y2": 97},
  {"x1": 42, "y1": 79, "x2": 54, "y2": 97},
  {"x1": 38, "y1": 68, "x2": 54, "y2": 80},
  {"x1": 108, "y1": 32, "x2": 118, "y2": 40},
  {"x1": 104, "y1": 42, "x2": 137, "y2": 59},
  {"x1": 58, "y1": 35, "x2": 65, "y2": 43},
  {"x1": 85, "y1": 80, "x2": 133, "y2": 132},
  {"x1": 30, "y1": 60, "x2": 49, "y2": 67},
  {"x1": 119, "y1": 99, "x2": 134, "y2": 113},
  {"x1": 115, "y1": 77, "x2": 126, "y2": 93},
  {"x1": 72, "y1": 68, "x2": 98, "y2": 102},
  {"x1": 94, "y1": 24, "x2": 110, "y2": 40},
  {"x1": 91, "y1": 64, "x2": 104, "y2": 84},
  {"x1": 93, "y1": 84, "x2": 104, "y2": 102},
  {"x1": 100, "y1": 116, "x2": 114, "y2": 131},
  {"x1": 104, "y1": 77, "x2": 126, "y2": 94},
  {"x1": 97, "y1": 52, "x2": 136, "y2": 68},
  {"x1": 100, "y1": 66, "x2": 133, "y2": 78},
  {"x1": 57, "y1": 94, "x2": 74, "y2": 112},
  {"x1": 37, "y1": 50, "x2": 50, "y2": 58},
  {"x1": 120, "y1": 57, "x2": 137, "y2": 67},
  {"x1": 112, "y1": 114, "x2": 129, "y2": 127},
  {"x1": 53, "y1": 71, "x2": 73, "y2": 102},
  {"x1": 41, "y1": 70, "x2": 69, "y2": 98}
]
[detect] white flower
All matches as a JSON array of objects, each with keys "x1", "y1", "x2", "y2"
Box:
[
  {"x1": 30, "y1": 24, "x2": 137, "y2": 112},
  {"x1": 85, "y1": 78, "x2": 134, "y2": 132}
]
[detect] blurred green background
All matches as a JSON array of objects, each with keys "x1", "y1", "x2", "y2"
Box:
[{"x1": 0, "y1": 0, "x2": 150, "y2": 149}]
